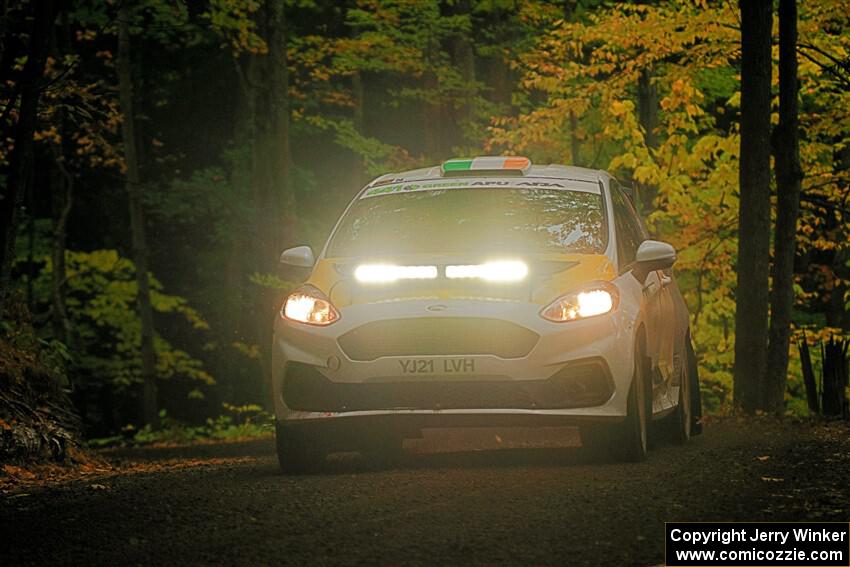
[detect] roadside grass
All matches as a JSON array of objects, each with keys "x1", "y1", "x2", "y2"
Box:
[{"x1": 87, "y1": 404, "x2": 274, "y2": 449}]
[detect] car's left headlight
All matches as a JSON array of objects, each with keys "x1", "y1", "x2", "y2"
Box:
[
  {"x1": 540, "y1": 282, "x2": 619, "y2": 322},
  {"x1": 281, "y1": 286, "x2": 340, "y2": 326}
]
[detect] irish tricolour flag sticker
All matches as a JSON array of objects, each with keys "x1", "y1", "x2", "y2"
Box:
[{"x1": 441, "y1": 156, "x2": 531, "y2": 175}]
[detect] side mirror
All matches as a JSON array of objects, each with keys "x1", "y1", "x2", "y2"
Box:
[
  {"x1": 632, "y1": 240, "x2": 676, "y2": 283},
  {"x1": 279, "y1": 245, "x2": 315, "y2": 268}
]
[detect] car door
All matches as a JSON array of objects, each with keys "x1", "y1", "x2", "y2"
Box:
[{"x1": 609, "y1": 181, "x2": 672, "y2": 412}]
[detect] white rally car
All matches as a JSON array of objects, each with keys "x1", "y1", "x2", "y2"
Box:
[{"x1": 273, "y1": 156, "x2": 701, "y2": 472}]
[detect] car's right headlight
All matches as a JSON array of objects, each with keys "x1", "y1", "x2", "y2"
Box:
[
  {"x1": 281, "y1": 286, "x2": 340, "y2": 326},
  {"x1": 540, "y1": 282, "x2": 619, "y2": 323}
]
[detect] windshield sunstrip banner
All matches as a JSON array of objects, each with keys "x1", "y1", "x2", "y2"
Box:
[{"x1": 360, "y1": 177, "x2": 599, "y2": 199}]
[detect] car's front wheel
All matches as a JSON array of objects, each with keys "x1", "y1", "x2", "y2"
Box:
[
  {"x1": 666, "y1": 352, "x2": 692, "y2": 445},
  {"x1": 276, "y1": 421, "x2": 326, "y2": 474},
  {"x1": 581, "y1": 341, "x2": 650, "y2": 462}
]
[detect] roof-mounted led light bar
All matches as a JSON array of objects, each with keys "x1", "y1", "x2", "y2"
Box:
[{"x1": 441, "y1": 156, "x2": 531, "y2": 177}]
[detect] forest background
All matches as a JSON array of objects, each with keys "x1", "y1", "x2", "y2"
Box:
[{"x1": 0, "y1": 0, "x2": 848, "y2": 445}]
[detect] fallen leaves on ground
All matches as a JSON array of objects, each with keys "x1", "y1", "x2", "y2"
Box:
[{"x1": 1, "y1": 450, "x2": 258, "y2": 495}]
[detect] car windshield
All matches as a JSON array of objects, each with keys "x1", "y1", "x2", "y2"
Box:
[{"x1": 327, "y1": 187, "x2": 606, "y2": 257}]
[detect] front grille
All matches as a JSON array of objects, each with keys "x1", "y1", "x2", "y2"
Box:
[
  {"x1": 337, "y1": 318, "x2": 539, "y2": 361},
  {"x1": 282, "y1": 359, "x2": 613, "y2": 412}
]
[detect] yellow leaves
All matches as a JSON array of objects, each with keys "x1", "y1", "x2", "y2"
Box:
[
  {"x1": 612, "y1": 152, "x2": 638, "y2": 170},
  {"x1": 610, "y1": 100, "x2": 632, "y2": 116},
  {"x1": 671, "y1": 78, "x2": 685, "y2": 94},
  {"x1": 232, "y1": 341, "x2": 261, "y2": 360},
  {"x1": 633, "y1": 164, "x2": 658, "y2": 184},
  {"x1": 660, "y1": 78, "x2": 704, "y2": 132},
  {"x1": 487, "y1": 0, "x2": 846, "y2": 415},
  {"x1": 34, "y1": 126, "x2": 62, "y2": 145},
  {"x1": 80, "y1": 249, "x2": 122, "y2": 272},
  {"x1": 34, "y1": 249, "x2": 215, "y2": 389}
]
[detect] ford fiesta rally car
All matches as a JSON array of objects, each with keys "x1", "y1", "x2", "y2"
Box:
[{"x1": 273, "y1": 156, "x2": 701, "y2": 472}]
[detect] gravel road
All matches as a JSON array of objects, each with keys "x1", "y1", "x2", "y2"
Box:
[{"x1": 3, "y1": 419, "x2": 849, "y2": 566}]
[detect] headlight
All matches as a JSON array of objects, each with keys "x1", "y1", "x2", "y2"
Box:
[
  {"x1": 540, "y1": 282, "x2": 618, "y2": 322},
  {"x1": 281, "y1": 286, "x2": 340, "y2": 326},
  {"x1": 445, "y1": 260, "x2": 528, "y2": 282},
  {"x1": 354, "y1": 264, "x2": 438, "y2": 283}
]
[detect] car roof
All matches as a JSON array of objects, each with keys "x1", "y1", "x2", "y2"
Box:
[{"x1": 366, "y1": 162, "x2": 609, "y2": 190}]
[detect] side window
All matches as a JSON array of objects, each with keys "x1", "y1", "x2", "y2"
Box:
[{"x1": 610, "y1": 180, "x2": 645, "y2": 269}]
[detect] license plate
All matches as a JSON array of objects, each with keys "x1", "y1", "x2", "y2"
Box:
[{"x1": 398, "y1": 358, "x2": 476, "y2": 375}]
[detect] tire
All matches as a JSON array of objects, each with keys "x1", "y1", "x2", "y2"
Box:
[
  {"x1": 686, "y1": 337, "x2": 703, "y2": 436},
  {"x1": 276, "y1": 421, "x2": 326, "y2": 474},
  {"x1": 581, "y1": 341, "x2": 649, "y2": 462},
  {"x1": 667, "y1": 356, "x2": 692, "y2": 445},
  {"x1": 660, "y1": 333, "x2": 702, "y2": 443},
  {"x1": 613, "y1": 346, "x2": 650, "y2": 462}
]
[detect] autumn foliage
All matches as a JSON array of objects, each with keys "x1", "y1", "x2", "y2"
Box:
[{"x1": 0, "y1": 0, "x2": 848, "y2": 450}]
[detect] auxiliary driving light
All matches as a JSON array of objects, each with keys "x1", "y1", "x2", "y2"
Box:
[
  {"x1": 445, "y1": 260, "x2": 528, "y2": 282},
  {"x1": 354, "y1": 264, "x2": 438, "y2": 283}
]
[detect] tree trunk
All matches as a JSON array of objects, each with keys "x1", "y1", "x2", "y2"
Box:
[
  {"x1": 252, "y1": 0, "x2": 293, "y2": 259},
  {"x1": 451, "y1": 0, "x2": 475, "y2": 147},
  {"x1": 422, "y1": 68, "x2": 441, "y2": 159},
  {"x1": 26, "y1": 182, "x2": 35, "y2": 312},
  {"x1": 562, "y1": 1, "x2": 580, "y2": 168},
  {"x1": 637, "y1": 69, "x2": 658, "y2": 152},
  {"x1": 50, "y1": 150, "x2": 73, "y2": 346},
  {"x1": 422, "y1": 15, "x2": 443, "y2": 158},
  {"x1": 118, "y1": 1, "x2": 158, "y2": 426},
  {"x1": 733, "y1": 0, "x2": 773, "y2": 413},
  {"x1": 483, "y1": 2, "x2": 511, "y2": 111},
  {"x1": 765, "y1": 0, "x2": 803, "y2": 414},
  {"x1": 251, "y1": 0, "x2": 293, "y2": 402},
  {"x1": 350, "y1": 70, "x2": 365, "y2": 187},
  {"x1": 569, "y1": 111, "x2": 581, "y2": 167},
  {"x1": 219, "y1": 53, "x2": 257, "y2": 404},
  {"x1": 0, "y1": 0, "x2": 56, "y2": 310},
  {"x1": 637, "y1": 68, "x2": 659, "y2": 215},
  {"x1": 49, "y1": 6, "x2": 73, "y2": 347}
]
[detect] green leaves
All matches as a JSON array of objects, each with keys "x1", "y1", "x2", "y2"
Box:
[{"x1": 32, "y1": 249, "x2": 214, "y2": 391}]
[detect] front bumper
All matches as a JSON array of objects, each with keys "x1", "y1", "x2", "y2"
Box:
[{"x1": 272, "y1": 298, "x2": 636, "y2": 426}]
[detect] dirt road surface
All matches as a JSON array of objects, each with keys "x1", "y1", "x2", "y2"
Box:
[{"x1": 2, "y1": 419, "x2": 849, "y2": 566}]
